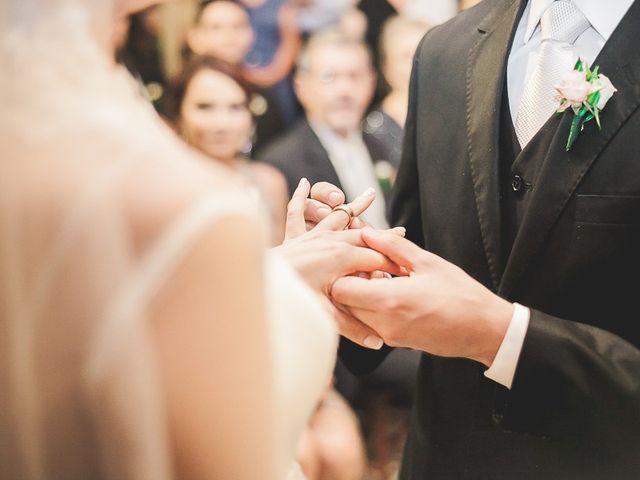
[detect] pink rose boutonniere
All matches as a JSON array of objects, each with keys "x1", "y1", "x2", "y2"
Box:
[{"x1": 555, "y1": 58, "x2": 617, "y2": 151}]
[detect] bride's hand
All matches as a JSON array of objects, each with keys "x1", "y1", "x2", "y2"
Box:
[
  {"x1": 284, "y1": 179, "x2": 374, "y2": 240},
  {"x1": 274, "y1": 179, "x2": 405, "y2": 349},
  {"x1": 276, "y1": 178, "x2": 403, "y2": 291},
  {"x1": 301, "y1": 181, "x2": 370, "y2": 231},
  {"x1": 296, "y1": 180, "x2": 400, "y2": 281}
]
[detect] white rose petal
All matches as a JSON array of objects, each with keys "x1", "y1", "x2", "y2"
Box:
[
  {"x1": 375, "y1": 161, "x2": 394, "y2": 179},
  {"x1": 594, "y1": 74, "x2": 617, "y2": 110}
]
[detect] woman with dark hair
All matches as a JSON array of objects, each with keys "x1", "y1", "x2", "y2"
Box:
[
  {"x1": 186, "y1": 0, "x2": 288, "y2": 153},
  {"x1": 172, "y1": 56, "x2": 288, "y2": 244}
]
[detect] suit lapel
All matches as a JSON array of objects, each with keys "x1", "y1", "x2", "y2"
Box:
[
  {"x1": 466, "y1": 0, "x2": 527, "y2": 290},
  {"x1": 499, "y1": 1, "x2": 640, "y2": 297}
]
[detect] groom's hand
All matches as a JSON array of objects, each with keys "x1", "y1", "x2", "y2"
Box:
[{"x1": 330, "y1": 228, "x2": 515, "y2": 367}]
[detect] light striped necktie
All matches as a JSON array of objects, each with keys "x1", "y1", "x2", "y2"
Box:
[{"x1": 515, "y1": 0, "x2": 590, "y2": 148}]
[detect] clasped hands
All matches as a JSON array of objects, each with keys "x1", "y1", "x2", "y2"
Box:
[{"x1": 275, "y1": 179, "x2": 514, "y2": 368}]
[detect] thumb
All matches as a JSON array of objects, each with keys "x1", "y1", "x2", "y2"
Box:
[{"x1": 361, "y1": 228, "x2": 425, "y2": 271}]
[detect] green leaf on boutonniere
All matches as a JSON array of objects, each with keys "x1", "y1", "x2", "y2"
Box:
[
  {"x1": 594, "y1": 104, "x2": 601, "y2": 129},
  {"x1": 587, "y1": 90, "x2": 600, "y2": 106},
  {"x1": 566, "y1": 113, "x2": 585, "y2": 151},
  {"x1": 586, "y1": 91, "x2": 602, "y2": 128},
  {"x1": 574, "y1": 58, "x2": 584, "y2": 71}
]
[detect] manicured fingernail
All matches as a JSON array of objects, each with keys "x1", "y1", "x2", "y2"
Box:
[
  {"x1": 318, "y1": 206, "x2": 331, "y2": 216},
  {"x1": 393, "y1": 226, "x2": 406, "y2": 237},
  {"x1": 364, "y1": 335, "x2": 384, "y2": 350},
  {"x1": 383, "y1": 272, "x2": 393, "y2": 279},
  {"x1": 362, "y1": 187, "x2": 376, "y2": 198},
  {"x1": 298, "y1": 178, "x2": 309, "y2": 188},
  {"x1": 329, "y1": 191, "x2": 342, "y2": 204}
]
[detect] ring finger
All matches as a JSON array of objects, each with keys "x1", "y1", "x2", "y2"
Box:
[{"x1": 315, "y1": 187, "x2": 376, "y2": 232}]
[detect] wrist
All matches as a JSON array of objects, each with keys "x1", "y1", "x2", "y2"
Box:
[{"x1": 474, "y1": 296, "x2": 514, "y2": 367}]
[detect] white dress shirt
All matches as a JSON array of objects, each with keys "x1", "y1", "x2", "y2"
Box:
[
  {"x1": 310, "y1": 122, "x2": 389, "y2": 229},
  {"x1": 485, "y1": 0, "x2": 633, "y2": 389}
]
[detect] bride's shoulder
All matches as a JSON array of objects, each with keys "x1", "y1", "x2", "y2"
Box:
[{"x1": 120, "y1": 129, "x2": 256, "y2": 254}]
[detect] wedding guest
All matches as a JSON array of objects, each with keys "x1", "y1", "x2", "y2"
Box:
[
  {"x1": 240, "y1": 0, "x2": 302, "y2": 124},
  {"x1": 338, "y1": 7, "x2": 368, "y2": 42},
  {"x1": 356, "y1": 0, "x2": 450, "y2": 104},
  {"x1": 357, "y1": 0, "x2": 398, "y2": 70},
  {"x1": 186, "y1": 0, "x2": 286, "y2": 153},
  {"x1": 364, "y1": 15, "x2": 430, "y2": 169},
  {"x1": 172, "y1": 56, "x2": 288, "y2": 245},
  {"x1": 293, "y1": 0, "x2": 354, "y2": 34},
  {"x1": 292, "y1": 0, "x2": 367, "y2": 41},
  {"x1": 259, "y1": 30, "x2": 391, "y2": 230}
]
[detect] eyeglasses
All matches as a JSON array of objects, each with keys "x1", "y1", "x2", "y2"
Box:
[{"x1": 306, "y1": 69, "x2": 373, "y2": 85}]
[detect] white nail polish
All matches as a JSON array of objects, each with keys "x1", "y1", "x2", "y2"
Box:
[
  {"x1": 329, "y1": 192, "x2": 342, "y2": 204},
  {"x1": 363, "y1": 335, "x2": 384, "y2": 350},
  {"x1": 363, "y1": 187, "x2": 376, "y2": 197}
]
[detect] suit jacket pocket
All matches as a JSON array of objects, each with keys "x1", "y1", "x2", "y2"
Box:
[{"x1": 574, "y1": 194, "x2": 640, "y2": 226}]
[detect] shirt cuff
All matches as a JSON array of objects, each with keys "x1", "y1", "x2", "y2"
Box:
[{"x1": 484, "y1": 303, "x2": 530, "y2": 389}]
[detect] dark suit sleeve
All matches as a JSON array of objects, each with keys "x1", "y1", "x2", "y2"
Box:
[
  {"x1": 498, "y1": 310, "x2": 640, "y2": 444},
  {"x1": 338, "y1": 36, "x2": 428, "y2": 376}
]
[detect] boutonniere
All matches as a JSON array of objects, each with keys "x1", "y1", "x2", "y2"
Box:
[
  {"x1": 374, "y1": 160, "x2": 396, "y2": 193},
  {"x1": 555, "y1": 58, "x2": 617, "y2": 151}
]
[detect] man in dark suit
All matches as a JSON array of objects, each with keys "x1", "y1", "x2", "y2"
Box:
[
  {"x1": 307, "y1": 0, "x2": 640, "y2": 478},
  {"x1": 259, "y1": 30, "x2": 392, "y2": 229}
]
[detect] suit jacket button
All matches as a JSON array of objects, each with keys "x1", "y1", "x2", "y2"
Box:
[{"x1": 511, "y1": 175, "x2": 523, "y2": 193}]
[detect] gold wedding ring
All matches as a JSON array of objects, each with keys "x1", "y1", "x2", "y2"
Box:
[{"x1": 332, "y1": 204, "x2": 355, "y2": 227}]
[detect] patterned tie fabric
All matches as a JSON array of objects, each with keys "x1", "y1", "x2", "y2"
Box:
[{"x1": 515, "y1": 0, "x2": 590, "y2": 148}]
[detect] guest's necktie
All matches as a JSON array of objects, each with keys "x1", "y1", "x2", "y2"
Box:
[{"x1": 515, "y1": 1, "x2": 590, "y2": 148}]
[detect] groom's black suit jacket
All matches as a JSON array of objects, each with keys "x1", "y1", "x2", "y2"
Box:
[{"x1": 340, "y1": 0, "x2": 640, "y2": 478}]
